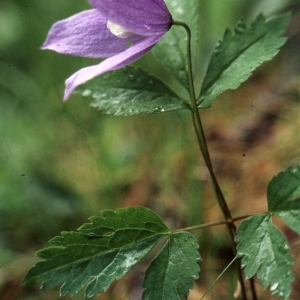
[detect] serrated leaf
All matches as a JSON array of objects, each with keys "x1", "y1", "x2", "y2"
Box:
[
  {"x1": 153, "y1": 0, "x2": 202, "y2": 92},
  {"x1": 236, "y1": 165, "x2": 300, "y2": 299},
  {"x1": 236, "y1": 214, "x2": 294, "y2": 300},
  {"x1": 79, "y1": 206, "x2": 170, "y2": 236},
  {"x1": 267, "y1": 165, "x2": 300, "y2": 235},
  {"x1": 23, "y1": 207, "x2": 170, "y2": 298},
  {"x1": 143, "y1": 232, "x2": 200, "y2": 300},
  {"x1": 75, "y1": 66, "x2": 190, "y2": 116},
  {"x1": 198, "y1": 13, "x2": 290, "y2": 108}
]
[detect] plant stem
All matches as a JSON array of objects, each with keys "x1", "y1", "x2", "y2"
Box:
[
  {"x1": 249, "y1": 277, "x2": 258, "y2": 300},
  {"x1": 172, "y1": 20, "x2": 235, "y2": 232},
  {"x1": 172, "y1": 214, "x2": 257, "y2": 233},
  {"x1": 191, "y1": 113, "x2": 236, "y2": 234},
  {"x1": 172, "y1": 20, "x2": 250, "y2": 300}
]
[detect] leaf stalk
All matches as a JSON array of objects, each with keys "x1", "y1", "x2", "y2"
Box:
[{"x1": 171, "y1": 214, "x2": 259, "y2": 233}]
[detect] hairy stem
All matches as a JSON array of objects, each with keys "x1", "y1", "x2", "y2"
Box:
[{"x1": 172, "y1": 20, "x2": 252, "y2": 300}]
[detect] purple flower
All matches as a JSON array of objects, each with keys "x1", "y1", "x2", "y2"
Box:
[{"x1": 42, "y1": 0, "x2": 172, "y2": 100}]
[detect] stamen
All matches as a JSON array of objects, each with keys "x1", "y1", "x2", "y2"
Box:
[{"x1": 107, "y1": 21, "x2": 133, "y2": 39}]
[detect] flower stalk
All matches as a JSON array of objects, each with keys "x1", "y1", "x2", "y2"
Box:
[{"x1": 172, "y1": 20, "x2": 252, "y2": 300}]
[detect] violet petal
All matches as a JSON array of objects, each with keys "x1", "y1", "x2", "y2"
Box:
[
  {"x1": 89, "y1": 0, "x2": 172, "y2": 36},
  {"x1": 41, "y1": 9, "x2": 145, "y2": 58},
  {"x1": 64, "y1": 33, "x2": 165, "y2": 100}
]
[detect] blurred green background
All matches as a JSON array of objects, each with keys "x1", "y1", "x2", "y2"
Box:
[{"x1": 1, "y1": 0, "x2": 300, "y2": 299}]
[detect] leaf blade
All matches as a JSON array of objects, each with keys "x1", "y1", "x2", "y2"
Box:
[
  {"x1": 142, "y1": 232, "x2": 200, "y2": 300},
  {"x1": 74, "y1": 66, "x2": 190, "y2": 116},
  {"x1": 23, "y1": 207, "x2": 170, "y2": 298},
  {"x1": 267, "y1": 165, "x2": 300, "y2": 211},
  {"x1": 236, "y1": 214, "x2": 294, "y2": 300},
  {"x1": 267, "y1": 165, "x2": 300, "y2": 235},
  {"x1": 198, "y1": 13, "x2": 290, "y2": 108},
  {"x1": 79, "y1": 206, "x2": 170, "y2": 237},
  {"x1": 152, "y1": 0, "x2": 202, "y2": 93}
]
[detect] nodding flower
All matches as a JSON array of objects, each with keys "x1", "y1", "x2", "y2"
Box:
[{"x1": 41, "y1": 0, "x2": 172, "y2": 100}]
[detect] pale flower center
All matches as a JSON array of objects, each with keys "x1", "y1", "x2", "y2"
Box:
[{"x1": 107, "y1": 21, "x2": 133, "y2": 39}]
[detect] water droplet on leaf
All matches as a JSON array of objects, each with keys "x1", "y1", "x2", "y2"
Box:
[
  {"x1": 270, "y1": 282, "x2": 278, "y2": 291},
  {"x1": 153, "y1": 106, "x2": 162, "y2": 113},
  {"x1": 214, "y1": 49, "x2": 220, "y2": 56},
  {"x1": 289, "y1": 167, "x2": 298, "y2": 174},
  {"x1": 235, "y1": 20, "x2": 246, "y2": 34},
  {"x1": 82, "y1": 89, "x2": 92, "y2": 97}
]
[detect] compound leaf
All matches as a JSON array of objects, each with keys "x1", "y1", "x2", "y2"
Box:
[
  {"x1": 74, "y1": 66, "x2": 190, "y2": 116},
  {"x1": 267, "y1": 165, "x2": 300, "y2": 235},
  {"x1": 143, "y1": 232, "x2": 201, "y2": 300},
  {"x1": 236, "y1": 214, "x2": 294, "y2": 300},
  {"x1": 198, "y1": 13, "x2": 290, "y2": 108},
  {"x1": 23, "y1": 207, "x2": 170, "y2": 298},
  {"x1": 236, "y1": 165, "x2": 300, "y2": 300}
]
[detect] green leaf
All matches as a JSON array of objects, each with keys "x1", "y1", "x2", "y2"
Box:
[
  {"x1": 78, "y1": 206, "x2": 170, "y2": 237},
  {"x1": 23, "y1": 207, "x2": 170, "y2": 298},
  {"x1": 23, "y1": 207, "x2": 201, "y2": 299},
  {"x1": 236, "y1": 214, "x2": 294, "y2": 300},
  {"x1": 132, "y1": 53, "x2": 190, "y2": 102},
  {"x1": 153, "y1": 0, "x2": 202, "y2": 93},
  {"x1": 198, "y1": 13, "x2": 290, "y2": 108},
  {"x1": 236, "y1": 165, "x2": 300, "y2": 299},
  {"x1": 143, "y1": 232, "x2": 200, "y2": 300},
  {"x1": 75, "y1": 66, "x2": 190, "y2": 116},
  {"x1": 267, "y1": 165, "x2": 300, "y2": 235}
]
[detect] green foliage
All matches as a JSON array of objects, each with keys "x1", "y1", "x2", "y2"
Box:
[
  {"x1": 78, "y1": 206, "x2": 169, "y2": 236},
  {"x1": 143, "y1": 232, "x2": 200, "y2": 300},
  {"x1": 23, "y1": 207, "x2": 200, "y2": 299},
  {"x1": 75, "y1": 66, "x2": 189, "y2": 116},
  {"x1": 267, "y1": 165, "x2": 300, "y2": 235},
  {"x1": 132, "y1": 52, "x2": 190, "y2": 101},
  {"x1": 236, "y1": 215, "x2": 293, "y2": 300},
  {"x1": 152, "y1": 0, "x2": 202, "y2": 92},
  {"x1": 77, "y1": 12, "x2": 290, "y2": 116},
  {"x1": 236, "y1": 165, "x2": 300, "y2": 300},
  {"x1": 198, "y1": 14, "x2": 290, "y2": 108},
  {"x1": 152, "y1": 24, "x2": 189, "y2": 91}
]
